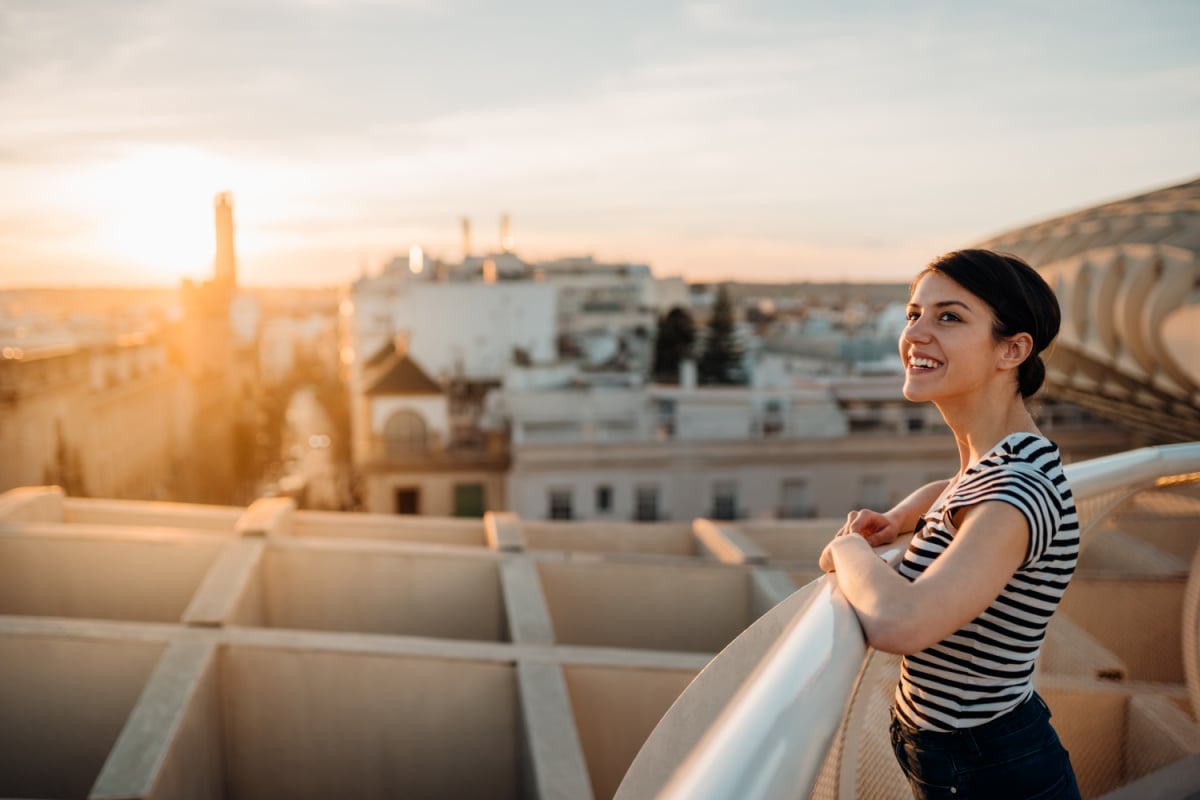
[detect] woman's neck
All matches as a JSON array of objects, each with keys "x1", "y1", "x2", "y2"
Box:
[{"x1": 936, "y1": 391, "x2": 1041, "y2": 477}]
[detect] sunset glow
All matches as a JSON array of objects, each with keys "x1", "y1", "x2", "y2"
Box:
[
  {"x1": 0, "y1": 1, "x2": 1196, "y2": 287},
  {"x1": 85, "y1": 149, "x2": 232, "y2": 282}
]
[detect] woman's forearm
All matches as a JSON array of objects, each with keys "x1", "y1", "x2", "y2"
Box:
[{"x1": 828, "y1": 533, "x2": 916, "y2": 652}]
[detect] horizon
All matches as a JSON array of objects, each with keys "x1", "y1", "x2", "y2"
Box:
[{"x1": 2, "y1": 1, "x2": 1198, "y2": 289}]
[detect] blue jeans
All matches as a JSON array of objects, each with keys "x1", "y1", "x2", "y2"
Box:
[{"x1": 889, "y1": 693, "x2": 1081, "y2": 799}]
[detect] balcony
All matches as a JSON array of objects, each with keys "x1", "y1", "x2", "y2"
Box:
[{"x1": 624, "y1": 442, "x2": 1200, "y2": 800}]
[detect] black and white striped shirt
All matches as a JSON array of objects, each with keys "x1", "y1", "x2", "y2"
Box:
[{"x1": 893, "y1": 432, "x2": 1079, "y2": 732}]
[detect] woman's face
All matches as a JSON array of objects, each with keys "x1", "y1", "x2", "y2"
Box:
[{"x1": 899, "y1": 271, "x2": 1004, "y2": 404}]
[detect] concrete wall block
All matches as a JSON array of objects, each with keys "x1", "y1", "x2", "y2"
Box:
[
  {"x1": 0, "y1": 485, "x2": 65, "y2": 522},
  {"x1": 692, "y1": 519, "x2": 768, "y2": 565},
  {"x1": 487, "y1": 511, "x2": 526, "y2": 552},
  {"x1": 500, "y1": 556, "x2": 556, "y2": 645},
  {"x1": 260, "y1": 546, "x2": 508, "y2": 641},
  {"x1": 0, "y1": 635, "x2": 165, "y2": 799},
  {"x1": 219, "y1": 646, "x2": 521, "y2": 799},
  {"x1": 565, "y1": 664, "x2": 697, "y2": 800},
  {"x1": 616, "y1": 579, "x2": 822, "y2": 800},
  {"x1": 538, "y1": 559, "x2": 750, "y2": 653},
  {"x1": 749, "y1": 567, "x2": 800, "y2": 618},
  {"x1": 182, "y1": 540, "x2": 267, "y2": 628},
  {"x1": 90, "y1": 636, "x2": 220, "y2": 800},
  {"x1": 235, "y1": 497, "x2": 295, "y2": 538},
  {"x1": 1041, "y1": 613, "x2": 1128, "y2": 681},
  {"x1": 1125, "y1": 693, "x2": 1200, "y2": 781},
  {"x1": 517, "y1": 661, "x2": 593, "y2": 800}
]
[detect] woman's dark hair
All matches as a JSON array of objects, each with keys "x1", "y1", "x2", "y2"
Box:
[{"x1": 913, "y1": 249, "x2": 1060, "y2": 398}]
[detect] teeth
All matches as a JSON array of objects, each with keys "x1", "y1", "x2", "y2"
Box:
[{"x1": 909, "y1": 357, "x2": 941, "y2": 369}]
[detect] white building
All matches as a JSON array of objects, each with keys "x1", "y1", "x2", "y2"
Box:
[
  {"x1": 343, "y1": 248, "x2": 1137, "y2": 521},
  {"x1": 347, "y1": 262, "x2": 558, "y2": 383}
]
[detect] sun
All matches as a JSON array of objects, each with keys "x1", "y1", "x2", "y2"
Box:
[{"x1": 80, "y1": 147, "x2": 243, "y2": 284}]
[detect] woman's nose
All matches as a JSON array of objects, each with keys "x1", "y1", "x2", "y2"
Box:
[{"x1": 901, "y1": 318, "x2": 931, "y2": 344}]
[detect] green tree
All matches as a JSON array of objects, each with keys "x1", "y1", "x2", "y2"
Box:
[
  {"x1": 652, "y1": 306, "x2": 697, "y2": 383},
  {"x1": 698, "y1": 285, "x2": 746, "y2": 385}
]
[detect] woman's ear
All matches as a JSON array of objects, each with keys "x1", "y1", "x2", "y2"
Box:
[{"x1": 997, "y1": 332, "x2": 1034, "y2": 372}]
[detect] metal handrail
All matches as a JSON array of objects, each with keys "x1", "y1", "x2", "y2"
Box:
[{"x1": 654, "y1": 442, "x2": 1200, "y2": 800}]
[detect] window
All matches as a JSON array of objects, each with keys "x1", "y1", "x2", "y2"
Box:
[
  {"x1": 383, "y1": 411, "x2": 427, "y2": 455},
  {"x1": 548, "y1": 488, "x2": 573, "y2": 520},
  {"x1": 763, "y1": 399, "x2": 784, "y2": 436},
  {"x1": 454, "y1": 483, "x2": 485, "y2": 518},
  {"x1": 655, "y1": 399, "x2": 676, "y2": 439},
  {"x1": 395, "y1": 488, "x2": 420, "y2": 515},
  {"x1": 595, "y1": 485, "x2": 613, "y2": 514},
  {"x1": 780, "y1": 479, "x2": 814, "y2": 519},
  {"x1": 634, "y1": 485, "x2": 659, "y2": 521},
  {"x1": 712, "y1": 481, "x2": 738, "y2": 520}
]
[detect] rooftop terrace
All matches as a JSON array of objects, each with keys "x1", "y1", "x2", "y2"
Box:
[{"x1": 1, "y1": 446, "x2": 1199, "y2": 799}]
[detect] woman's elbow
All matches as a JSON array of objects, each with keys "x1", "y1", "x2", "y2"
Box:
[{"x1": 862, "y1": 616, "x2": 932, "y2": 655}]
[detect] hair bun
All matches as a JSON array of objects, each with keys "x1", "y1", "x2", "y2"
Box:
[{"x1": 1019, "y1": 355, "x2": 1046, "y2": 398}]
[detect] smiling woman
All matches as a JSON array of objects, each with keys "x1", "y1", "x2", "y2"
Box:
[{"x1": 75, "y1": 148, "x2": 246, "y2": 284}]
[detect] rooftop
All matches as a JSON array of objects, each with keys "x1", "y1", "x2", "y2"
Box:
[{"x1": 1, "y1": 445, "x2": 1199, "y2": 798}]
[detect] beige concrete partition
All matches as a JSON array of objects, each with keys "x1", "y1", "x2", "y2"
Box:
[
  {"x1": 63, "y1": 497, "x2": 243, "y2": 532},
  {"x1": 1035, "y1": 676, "x2": 1200, "y2": 799},
  {"x1": 0, "y1": 526, "x2": 224, "y2": 623},
  {"x1": 536, "y1": 556, "x2": 758, "y2": 653},
  {"x1": 563, "y1": 662, "x2": 700, "y2": 800},
  {"x1": 294, "y1": 508, "x2": 488, "y2": 547},
  {"x1": 1109, "y1": 490, "x2": 1200, "y2": 564},
  {"x1": 244, "y1": 538, "x2": 510, "y2": 641},
  {"x1": 0, "y1": 485, "x2": 65, "y2": 522},
  {"x1": 218, "y1": 640, "x2": 523, "y2": 800},
  {"x1": 1082, "y1": 525, "x2": 1191, "y2": 574},
  {"x1": 0, "y1": 623, "x2": 167, "y2": 799},
  {"x1": 1059, "y1": 571, "x2": 1189, "y2": 683},
  {"x1": 522, "y1": 520, "x2": 696, "y2": 557},
  {"x1": 692, "y1": 519, "x2": 769, "y2": 565},
  {"x1": 92, "y1": 635, "x2": 223, "y2": 800},
  {"x1": 616, "y1": 578, "x2": 823, "y2": 800},
  {"x1": 738, "y1": 518, "x2": 840, "y2": 564},
  {"x1": 86, "y1": 627, "x2": 542, "y2": 800}
]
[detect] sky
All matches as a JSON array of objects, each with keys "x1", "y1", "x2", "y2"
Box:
[{"x1": 1, "y1": 0, "x2": 1198, "y2": 288}]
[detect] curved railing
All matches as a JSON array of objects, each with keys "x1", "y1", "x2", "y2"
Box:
[{"x1": 649, "y1": 442, "x2": 1200, "y2": 800}]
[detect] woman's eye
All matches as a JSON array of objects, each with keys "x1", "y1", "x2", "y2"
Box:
[
  {"x1": 939, "y1": 312, "x2": 960, "y2": 322},
  {"x1": 905, "y1": 311, "x2": 920, "y2": 321}
]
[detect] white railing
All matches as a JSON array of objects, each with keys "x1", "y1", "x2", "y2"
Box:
[{"x1": 653, "y1": 442, "x2": 1200, "y2": 800}]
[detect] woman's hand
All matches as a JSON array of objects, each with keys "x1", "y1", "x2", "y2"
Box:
[
  {"x1": 819, "y1": 508, "x2": 899, "y2": 572},
  {"x1": 843, "y1": 508, "x2": 902, "y2": 547}
]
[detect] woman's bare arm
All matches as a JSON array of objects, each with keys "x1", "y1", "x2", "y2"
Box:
[{"x1": 826, "y1": 500, "x2": 1028, "y2": 654}]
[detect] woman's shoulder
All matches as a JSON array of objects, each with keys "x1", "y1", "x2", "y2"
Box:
[
  {"x1": 955, "y1": 433, "x2": 1069, "y2": 502},
  {"x1": 968, "y1": 432, "x2": 1063, "y2": 476}
]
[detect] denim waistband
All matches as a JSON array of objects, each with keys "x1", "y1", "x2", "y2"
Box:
[{"x1": 890, "y1": 691, "x2": 1050, "y2": 748}]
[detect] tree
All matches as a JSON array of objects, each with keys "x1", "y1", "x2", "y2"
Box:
[
  {"x1": 652, "y1": 306, "x2": 697, "y2": 383},
  {"x1": 698, "y1": 284, "x2": 746, "y2": 385}
]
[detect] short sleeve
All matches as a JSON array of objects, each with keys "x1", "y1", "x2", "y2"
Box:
[{"x1": 946, "y1": 464, "x2": 1063, "y2": 566}]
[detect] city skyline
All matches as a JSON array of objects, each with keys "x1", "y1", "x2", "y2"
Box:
[{"x1": 1, "y1": 0, "x2": 1198, "y2": 288}]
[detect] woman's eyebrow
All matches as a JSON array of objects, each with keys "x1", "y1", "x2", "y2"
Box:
[{"x1": 906, "y1": 300, "x2": 973, "y2": 310}]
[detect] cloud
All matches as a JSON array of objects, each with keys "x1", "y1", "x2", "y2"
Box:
[{"x1": 1, "y1": 0, "x2": 1199, "y2": 286}]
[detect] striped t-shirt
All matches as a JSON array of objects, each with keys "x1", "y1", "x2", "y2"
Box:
[{"x1": 893, "y1": 432, "x2": 1079, "y2": 732}]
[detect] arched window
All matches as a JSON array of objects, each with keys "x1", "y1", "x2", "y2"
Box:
[{"x1": 383, "y1": 411, "x2": 427, "y2": 455}]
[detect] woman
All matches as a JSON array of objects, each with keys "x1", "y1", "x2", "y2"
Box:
[{"x1": 820, "y1": 249, "x2": 1081, "y2": 799}]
